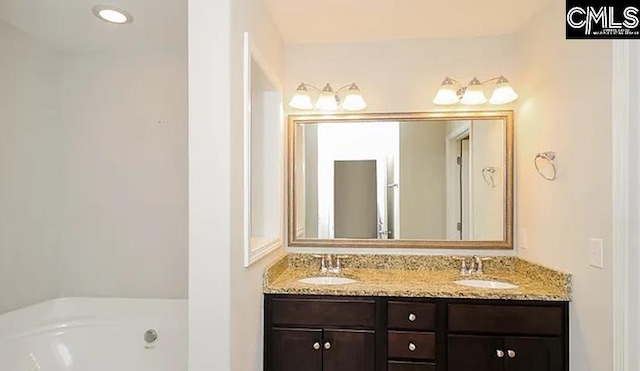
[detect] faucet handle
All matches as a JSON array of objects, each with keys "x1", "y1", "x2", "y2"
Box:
[
  {"x1": 312, "y1": 254, "x2": 328, "y2": 273},
  {"x1": 455, "y1": 257, "x2": 470, "y2": 276},
  {"x1": 476, "y1": 257, "x2": 492, "y2": 275}
]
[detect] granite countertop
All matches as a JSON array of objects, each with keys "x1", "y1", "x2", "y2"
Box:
[{"x1": 263, "y1": 254, "x2": 571, "y2": 301}]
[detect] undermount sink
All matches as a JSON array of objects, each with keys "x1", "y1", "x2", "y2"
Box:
[
  {"x1": 299, "y1": 277, "x2": 357, "y2": 285},
  {"x1": 455, "y1": 279, "x2": 518, "y2": 289}
]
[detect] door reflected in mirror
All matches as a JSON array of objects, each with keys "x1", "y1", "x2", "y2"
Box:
[{"x1": 289, "y1": 112, "x2": 513, "y2": 249}]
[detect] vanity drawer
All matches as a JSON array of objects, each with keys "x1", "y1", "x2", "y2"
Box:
[
  {"x1": 448, "y1": 304, "x2": 563, "y2": 335},
  {"x1": 388, "y1": 361, "x2": 436, "y2": 371},
  {"x1": 271, "y1": 297, "x2": 376, "y2": 328},
  {"x1": 388, "y1": 301, "x2": 436, "y2": 330},
  {"x1": 388, "y1": 331, "x2": 436, "y2": 360}
]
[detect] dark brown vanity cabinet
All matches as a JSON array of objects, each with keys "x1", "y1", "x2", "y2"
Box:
[
  {"x1": 272, "y1": 328, "x2": 375, "y2": 371},
  {"x1": 265, "y1": 295, "x2": 569, "y2": 371},
  {"x1": 447, "y1": 335, "x2": 562, "y2": 371},
  {"x1": 387, "y1": 301, "x2": 437, "y2": 370},
  {"x1": 265, "y1": 297, "x2": 378, "y2": 371},
  {"x1": 447, "y1": 304, "x2": 566, "y2": 371}
]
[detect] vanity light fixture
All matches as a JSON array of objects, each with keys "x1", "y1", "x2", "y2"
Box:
[
  {"x1": 288, "y1": 82, "x2": 367, "y2": 111},
  {"x1": 433, "y1": 75, "x2": 518, "y2": 105},
  {"x1": 92, "y1": 5, "x2": 134, "y2": 24}
]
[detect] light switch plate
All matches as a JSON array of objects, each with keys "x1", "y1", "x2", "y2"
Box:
[
  {"x1": 518, "y1": 228, "x2": 528, "y2": 250},
  {"x1": 589, "y1": 238, "x2": 604, "y2": 269}
]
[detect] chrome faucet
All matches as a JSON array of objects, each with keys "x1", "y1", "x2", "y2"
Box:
[
  {"x1": 458, "y1": 256, "x2": 489, "y2": 276},
  {"x1": 317, "y1": 254, "x2": 342, "y2": 274},
  {"x1": 472, "y1": 255, "x2": 484, "y2": 275}
]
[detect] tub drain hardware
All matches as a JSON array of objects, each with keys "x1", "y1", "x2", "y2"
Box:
[{"x1": 144, "y1": 329, "x2": 158, "y2": 344}]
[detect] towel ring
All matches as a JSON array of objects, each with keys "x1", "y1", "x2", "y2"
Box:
[
  {"x1": 534, "y1": 151, "x2": 557, "y2": 181},
  {"x1": 482, "y1": 167, "x2": 496, "y2": 188}
]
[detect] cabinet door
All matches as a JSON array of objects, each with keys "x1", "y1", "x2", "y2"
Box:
[
  {"x1": 323, "y1": 329, "x2": 375, "y2": 371},
  {"x1": 271, "y1": 328, "x2": 323, "y2": 371},
  {"x1": 504, "y1": 337, "x2": 563, "y2": 371},
  {"x1": 447, "y1": 335, "x2": 504, "y2": 371}
]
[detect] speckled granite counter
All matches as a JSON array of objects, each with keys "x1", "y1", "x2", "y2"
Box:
[{"x1": 263, "y1": 254, "x2": 571, "y2": 301}]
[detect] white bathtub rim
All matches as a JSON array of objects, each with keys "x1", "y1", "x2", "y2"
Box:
[{"x1": 0, "y1": 297, "x2": 187, "y2": 342}]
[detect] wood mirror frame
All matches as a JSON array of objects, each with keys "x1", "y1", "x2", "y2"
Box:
[{"x1": 287, "y1": 110, "x2": 514, "y2": 250}]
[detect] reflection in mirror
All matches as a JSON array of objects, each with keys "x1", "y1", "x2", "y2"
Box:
[
  {"x1": 289, "y1": 112, "x2": 513, "y2": 249},
  {"x1": 250, "y1": 57, "x2": 281, "y2": 244},
  {"x1": 243, "y1": 35, "x2": 283, "y2": 266}
]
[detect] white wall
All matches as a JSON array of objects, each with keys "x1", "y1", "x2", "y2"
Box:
[
  {"x1": 628, "y1": 41, "x2": 640, "y2": 371},
  {"x1": 399, "y1": 122, "x2": 446, "y2": 239},
  {"x1": 471, "y1": 120, "x2": 505, "y2": 240},
  {"x1": 57, "y1": 49, "x2": 188, "y2": 299},
  {"x1": 229, "y1": 1, "x2": 285, "y2": 370},
  {"x1": 302, "y1": 126, "x2": 318, "y2": 237},
  {"x1": 285, "y1": 36, "x2": 518, "y2": 113},
  {"x1": 0, "y1": 21, "x2": 63, "y2": 314},
  {"x1": 188, "y1": 0, "x2": 232, "y2": 369},
  {"x1": 514, "y1": 2, "x2": 613, "y2": 370},
  {"x1": 250, "y1": 61, "x2": 282, "y2": 240},
  {"x1": 0, "y1": 20, "x2": 188, "y2": 314}
]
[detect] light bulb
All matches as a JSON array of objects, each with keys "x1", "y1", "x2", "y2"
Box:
[{"x1": 92, "y1": 6, "x2": 133, "y2": 24}]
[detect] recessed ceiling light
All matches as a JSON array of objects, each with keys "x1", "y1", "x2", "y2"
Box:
[{"x1": 92, "y1": 5, "x2": 133, "y2": 25}]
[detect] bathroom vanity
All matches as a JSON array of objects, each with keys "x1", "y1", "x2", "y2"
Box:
[
  {"x1": 266, "y1": 111, "x2": 569, "y2": 370},
  {"x1": 263, "y1": 255, "x2": 571, "y2": 371}
]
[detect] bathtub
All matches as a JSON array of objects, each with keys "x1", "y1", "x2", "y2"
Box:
[{"x1": 0, "y1": 298, "x2": 187, "y2": 371}]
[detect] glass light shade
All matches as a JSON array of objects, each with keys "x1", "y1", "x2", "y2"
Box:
[
  {"x1": 315, "y1": 84, "x2": 339, "y2": 111},
  {"x1": 433, "y1": 86, "x2": 460, "y2": 105},
  {"x1": 342, "y1": 94, "x2": 366, "y2": 111},
  {"x1": 341, "y1": 84, "x2": 366, "y2": 111},
  {"x1": 315, "y1": 93, "x2": 339, "y2": 111},
  {"x1": 288, "y1": 83, "x2": 314, "y2": 109},
  {"x1": 433, "y1": 77, "x2": 460, "y2": 105},
  {"x1": 289, "y1": 93, "x2": 313, "y2": 110},
  {"x1": 460, "y1": 77, "x2": 487, "y2": 105},
  {"x1": 489, "y1": 80, "x2": 518, "y2": 105}
]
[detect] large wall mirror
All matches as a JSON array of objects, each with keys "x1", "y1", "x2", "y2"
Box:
[{"x1": 288, "y1": 111, "x2": 513, "y2": 249}]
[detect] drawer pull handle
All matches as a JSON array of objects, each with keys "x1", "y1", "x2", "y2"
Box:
[
  {"x1": 507, "y1": 350, "x2": 516, "y2": 358},
  {"x1": 496, "y1": 349, "x2": 505, "y2": 358},
  {"x1": 408, "y1": 342, "x2": 416, "y2": 352},
  {"x1": 408, "y1": 313, "x2": 417, "y2": 322},
  {"x1": 313, "y1": 342, "x2": 320, "y2": 350},
  {"x1": 324, "y1": 342, "x2": 331, "y2": 350}
]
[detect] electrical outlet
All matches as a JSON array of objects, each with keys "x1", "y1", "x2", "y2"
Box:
[
  {"x1": 588, "y1": 238, "x2": 604, "y2": 269},
  {"x1": 518, "y1": 228, "x2": 528, "y2": 250}
]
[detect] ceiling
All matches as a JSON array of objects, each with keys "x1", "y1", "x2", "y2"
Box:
[
  {"x1": 264, "y1": 0, "x2": 552, "y2": 44},
  {"x1": 0, "y1": 0, "x2": 186, "y2": 52}
]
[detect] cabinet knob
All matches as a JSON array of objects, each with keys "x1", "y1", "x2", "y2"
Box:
[
  {"x1": 408, "y1": 342, "x2": 416, "y2": 352},
  {"x1": 313, "y1": 342, "x2": 320, "y2": 350},
  {"x1": 324, "y1": 342, "x2": 331, "y2": 350},
  {"x1": 507, "y1": 350, "x2": 516, "y2": 358},
  {"x1": 408, "y1": 313, "x2": 417, "y2": 322},
  {"x1": 496, "y1": 349, "x2": 505, "y2": 358}
]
